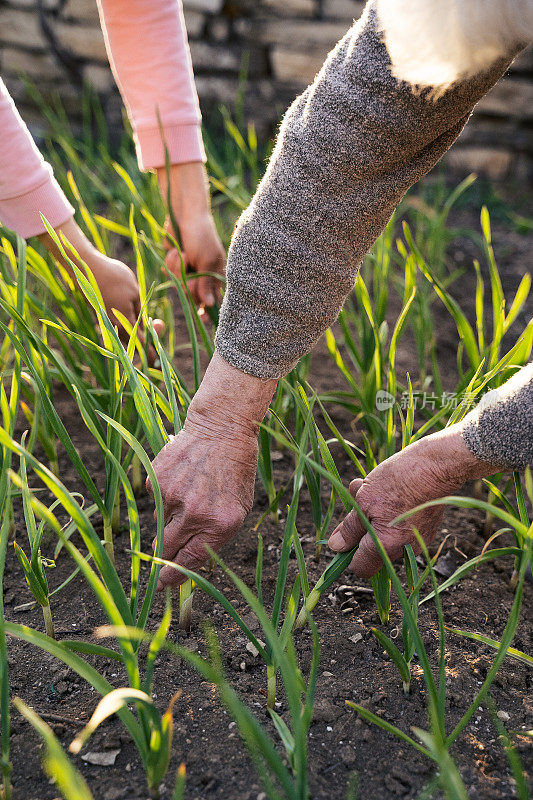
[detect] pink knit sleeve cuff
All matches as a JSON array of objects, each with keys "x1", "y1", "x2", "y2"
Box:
[
  {"x1": 134, "y1": 122, "x2": 206, "y2": 171},
  {"x1": 0, "y1": 174, "x2": 74, "y2": 239}
]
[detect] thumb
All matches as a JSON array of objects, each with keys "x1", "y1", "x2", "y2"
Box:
[
  {"x1": 328, "y1": 478, "x2": 366, "y2": 552},
  {"x1": 349, "y1": 478, "x2": 364, "y2": 497},
  {"x1": 328, "y1": 508, "x2": 366, "y2": 552},
  {"x1": 152, "y1": 318, "x2": 165, "y2": 337}
]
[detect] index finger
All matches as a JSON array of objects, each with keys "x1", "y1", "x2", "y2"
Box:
[
  {"x1": 156, "y1": 536, "x2": 212, "y2": 591},
  {"x1": 349, "y1": 533, "x2": 385, "y2": 579},
  {"x1": 349, "y1": 529, "x2": 416, "y2": 579}
]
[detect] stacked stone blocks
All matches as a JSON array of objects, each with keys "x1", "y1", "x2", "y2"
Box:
[{"x1": 0, "y1": 0, "x2": 531, "y2": 178}]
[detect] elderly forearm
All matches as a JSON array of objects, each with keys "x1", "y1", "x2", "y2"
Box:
[
  {"x1": 215, "y1": 2, "x2": 520, "y2": 379},
  {"x1": 462, "y1": 363, "x2": 533, "y2": 471}
]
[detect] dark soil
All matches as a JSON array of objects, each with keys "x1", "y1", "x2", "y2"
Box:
[{"x1": 3, "y1": 187, "x2": 532, "y2": 800}]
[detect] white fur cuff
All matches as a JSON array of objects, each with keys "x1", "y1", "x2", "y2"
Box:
[{"x1": 375, "y1": 0, "x2": 533, "y2": 91}]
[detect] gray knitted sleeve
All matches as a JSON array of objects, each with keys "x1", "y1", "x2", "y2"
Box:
[
  {"x1": 215, "y1": 2, "x2": 517, "y2": 379},
  {"x1": 462, "y1": 363, "x2": 533, "y2": 470}
]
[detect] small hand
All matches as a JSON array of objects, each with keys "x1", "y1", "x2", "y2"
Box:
[
  {"x1": 90, "y1": 252, "x2": 142, "y2": 329},
  {"x1": 328, "y1": 425, "x2": 498, "y2": 578},
  {"x1": 73, "y1": 250, "x2": 165, "y2": 362},
  {"x1": 157, "y1": 162, "x2": 225, "y2": 316},
  {"x1": 39, "y1": 219, "x2": 163, "y2": 358},
  {"x1": 164, "y1": 211, "x2": 225, "y2": 314}
]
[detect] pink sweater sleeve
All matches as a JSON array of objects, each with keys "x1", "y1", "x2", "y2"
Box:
[
  {"x1": 97, "y1": 0, "x2": 206, "y2": 170},
  {"x1": 0, "y1": 79, "x2": 74, "y2": 238}
]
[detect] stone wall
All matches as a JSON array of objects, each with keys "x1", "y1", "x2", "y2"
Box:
[{"x1": 1, "y1": 0, "x2": 532, "y2": 179}]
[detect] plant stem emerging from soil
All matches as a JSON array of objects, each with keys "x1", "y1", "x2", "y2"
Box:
[
  {"x1": 179, "y1": 580, "x2": 194, "y2": 632},
  {"x1": 131, "y1": 453, "x2": 143, "y2": 496},
  {"x1": 266, "y1": 664, "x2": 276, "y2": 710},
  {"x1": 42, "y1": 603, "x2": 54, "y2": 640},
  {"x1": 103, "y1": 514, "x2": 115, "y2": 565},
  {"x1": 295, "y1": 587, "x2": 320, "y2": 630}
]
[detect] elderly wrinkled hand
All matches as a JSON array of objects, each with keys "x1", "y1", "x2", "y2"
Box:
[
  {"x1": 328, "y1": 424, "x2": 500, "y2": 578},
  {"x1": 148, "y1": 353, "x2": 277, "y2": 590}
]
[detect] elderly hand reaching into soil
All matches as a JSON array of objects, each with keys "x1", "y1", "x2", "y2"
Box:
[
  {"x1": 329, "y1": 363, "x2": 532, "y2": 578},
  {"x1": 148, "y1": 353, "x2": 277, "y2": 590},
  {"x1": 328, "y1": 423, "x2": 503, "y2": 578}
]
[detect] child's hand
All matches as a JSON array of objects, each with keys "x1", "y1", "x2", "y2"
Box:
[
  {"x1": 38, "y1": 218, "x2": 163, "y2": 358},
  {"x1": 164, "y1": 211, "x2": 225, "y2": 315},
  {"x1": 89, "y1": 251, "x2": 145, "y2": 334},
  {"x1": 156, "y1": 162, "x2": 225, "y2": 317}
]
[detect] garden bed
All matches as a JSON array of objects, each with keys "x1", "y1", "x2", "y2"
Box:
[{"x1": 4, "y1": 193, "x2": 532, "y2": 799}]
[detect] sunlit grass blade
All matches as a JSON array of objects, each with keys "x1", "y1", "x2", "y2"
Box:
[
  {"x1": 345, "y1": 702, "x2": 431, "y2": 759},
  {"x1": 0, "y1": 318, "x2": 106, "y2": 518},
  {"x1": 403, "y1": 221, "x2": 479, "y2": 369},
  {"x1": 0, "y1": 430, "x2": 133, "y2": 628},
  {"x1": 6, "y1": 623, "x2": 144, "y2": 752},
  {"x1": 445, "y1": 627, "x2": 533, "y2": 668},
  {"x1": 70, "y1": 688, "x2": 160, "y2": 754},
  {"x1": 14, "y1": 699, "x2": 94, "y2": 800},
  {"x1": 172, "y1": 763, "x2": 187, "y2": 800},
  {"x1": 371, "y1": 628, "x2": 411, "y2": 694},
  {"x1": 97, "y1": 414, "x2": 165, "y2": 633}
]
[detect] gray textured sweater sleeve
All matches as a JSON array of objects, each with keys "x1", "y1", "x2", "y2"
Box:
[
  {"x1": 215, "y1": 1, "x2": 517, "y2": 379},
  {"x1": 462, "y1": 363, "x2": 533, "y2": 470}
]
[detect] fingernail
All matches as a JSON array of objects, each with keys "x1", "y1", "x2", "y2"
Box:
[
  {"x1": 206, "y1": 293, "x2": 215, "y2": 306},
  {"x1": 328, "y1": 526, "x2": 347, "y2": 551}
]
